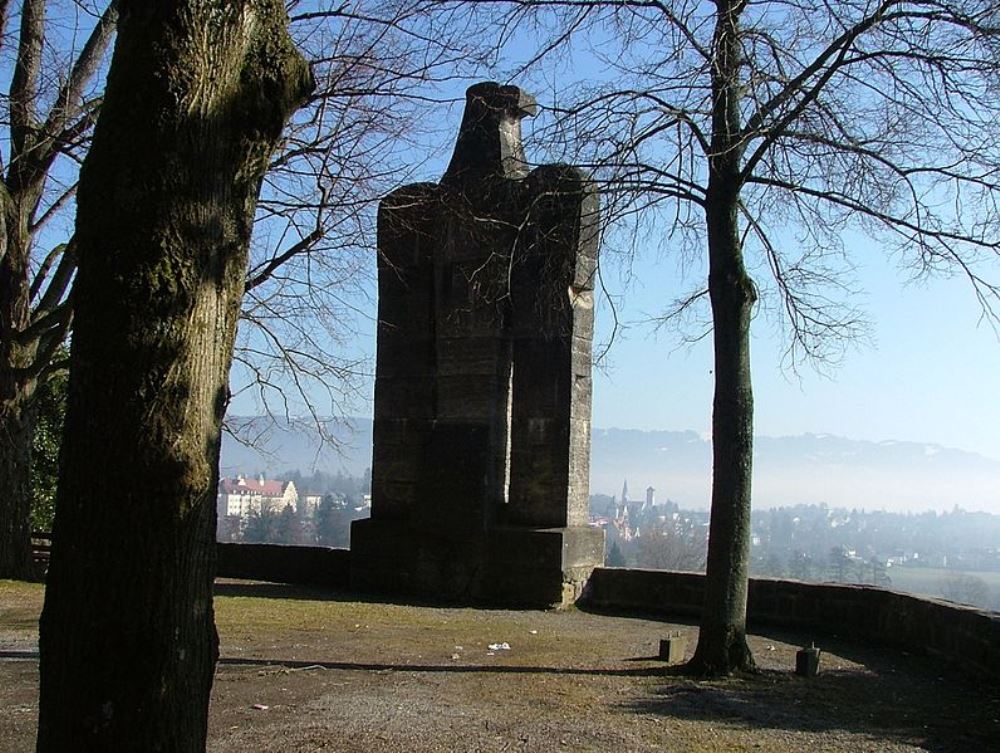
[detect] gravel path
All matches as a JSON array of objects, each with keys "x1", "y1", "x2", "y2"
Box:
[{"x1": 2, "y1": 579, "x2": 998, "y2": 752}]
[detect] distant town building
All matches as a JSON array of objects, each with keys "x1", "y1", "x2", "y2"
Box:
[
  {"x1": 298, "y1": 491, "x2": 324, "y2": 517},
  {"x1": 217, "y1": 475, "x2": 298, "y2": 518}
]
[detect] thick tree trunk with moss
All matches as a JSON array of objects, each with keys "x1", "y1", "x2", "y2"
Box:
[
  {"x1": 686, "y1": 0, "x2": 757, "y2": 677},
  {"x1": 36, "y1": 3, "x2": 312, "y2": 751}
]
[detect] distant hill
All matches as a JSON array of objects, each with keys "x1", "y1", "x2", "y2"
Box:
[
  {"x1": 220, "y1": 416, "x2": 373, "y2": 478},
  {"x1": 220, "y1": 416, "x2": 1000, "y2": 514},
  {"x1": 591, "y1": 428, "x2": 1000, "y2": 513}
]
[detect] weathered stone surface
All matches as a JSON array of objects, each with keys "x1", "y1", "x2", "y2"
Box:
[{"x1": 353, "y1": 81, "x2": 604, "y2": 607}]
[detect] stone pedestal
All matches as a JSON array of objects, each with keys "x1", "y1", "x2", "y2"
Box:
[
  {"x1": 351, "y1": 517, "x2": 604, "y2": 607},
  {"x1": 796, "y1": 645, "x2": 821, "y2": 677},
  {"x1": 485, "y1": 525, "x2": 605, "y2": 606},
  {"x1": 658, "y1": 633, "x2": 688, "y2": 663},
  {"x1": 350, "y1": 517, "x2": 489, "y2": 602}
]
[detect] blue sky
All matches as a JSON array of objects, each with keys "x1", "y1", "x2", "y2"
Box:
[
  {"x1": 590, "y1": 243, "x2": 1000, "y2": 461},
  {"x1": 8, "y1": 3, "x2": 995, "y2": 497},
  {"x1": 492, "y1": 6, "x2": 1000, "y2": 461}
]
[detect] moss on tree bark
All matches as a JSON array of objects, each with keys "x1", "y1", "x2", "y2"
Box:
[{"x1": 36, "y1": 2, "x2": 312, "y2": 751}]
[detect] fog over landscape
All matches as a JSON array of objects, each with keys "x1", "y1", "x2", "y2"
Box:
[{"x1": 221, "y1": 417, "x2": 1000, "y2": 515}]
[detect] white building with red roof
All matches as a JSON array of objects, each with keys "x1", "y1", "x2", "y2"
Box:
[{"x1": 217, "y1": 475, "x2": 298, "y2": 518}]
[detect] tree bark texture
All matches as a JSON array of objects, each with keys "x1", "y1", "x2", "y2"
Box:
[
  {"x1": 0, "y1": 214, "x2": 37, "y2": 578},
  {"x1": 0, "y1": 194, "x2": 47, "y2": 580},
  {"x1": 0, "y1": 395, "x2": 36, "y2": 579},
  {"x1": 36, "y1": 3, "x2": 312, "y2": 751},
  {"x1": 0, "y1": 185, "x2": 48, "y2": 579},
  {"x1": 0, "y1": 79, "x2": 45, "y2": 579},
  {"x1": 687, "y1": 0, "x2": 757, "y2": 676}
]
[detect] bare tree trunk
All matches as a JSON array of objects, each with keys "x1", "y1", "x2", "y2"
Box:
[
  {"x1": 0, "y1": 0, "x2": 115, "y2": 580},
  {"x1": 0, "y1": 211, "x2": 40, "y2": 580},
  {"x1": 686, "y1": 0, "x2": 757, "y2": 676},
  {"x1": 0, "y1": 399, "x2": 35, "y2": 579},
  {"x1": 687, "y1": 191, "x2": 757, "y2": 675},
  {"x1": 36, "y1": 3, "x2": 312, "y2": 751}
]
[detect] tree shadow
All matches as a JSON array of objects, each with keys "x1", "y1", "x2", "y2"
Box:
[
  {"x1": 216, "y1": 655, "x2": 666, "y2": 677},
  {"x1": 211, "y1": 579, "x2": 999, "y2": 753},
  {"x1": 214, "y1": 580, "x2": 358, "y2": 603},
  {"x1": 623, "y1": 661, "x2": 1000, "y2": 753},
  {"x1": 583, "y1": 599, "x2": 999, "y2": 752},
  {"x1": 212, "y1": 579, "x2": 553, "y2": 613}
]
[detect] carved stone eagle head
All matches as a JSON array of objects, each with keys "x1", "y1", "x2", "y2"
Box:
[{"x1": 442, "y1": 82, "x2": 538, "y2": 186}]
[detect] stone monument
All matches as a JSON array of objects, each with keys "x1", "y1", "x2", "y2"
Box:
[{"x1": 350, "y1": 82, "x2": 604, "y2": 606}]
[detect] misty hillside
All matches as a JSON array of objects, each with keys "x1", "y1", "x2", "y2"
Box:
[{"x1": 220, "y1": 417, "x2": 1000, "y2": 514}]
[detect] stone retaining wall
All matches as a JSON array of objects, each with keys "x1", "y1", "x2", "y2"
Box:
[
  {"x1": 216, "y1": 543, "x2": 350, "y2": 588},
  {"x1": 583, "y1": 567, "x2": 1000, "y2": 676},
  {"x1": 213, "y1": 545, "x2": 999, "y2": 676}
]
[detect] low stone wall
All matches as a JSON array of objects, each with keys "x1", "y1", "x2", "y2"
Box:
[
  {"x1": 216, "y1": 543, "x2": 350, "y2": 588},
  {"x1": 211, "y1": 545, "x2": 999, "y2": 676},
  {"x1": 582, "y1": 567, "x2": 1000, "y2": 676}
]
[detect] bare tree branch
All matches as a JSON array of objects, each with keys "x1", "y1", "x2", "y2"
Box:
[
  {"x1": 8, "y1": 0, "x2": 45, "y2": 177},
  {"x1": 34, "y1": 1, "x2": 117, "y2": 171}
]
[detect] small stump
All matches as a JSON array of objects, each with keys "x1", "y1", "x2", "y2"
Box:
[
  {"x1": 796, "y1": 644, "x2": 821, "y2": 677},
  {"x1": 658, "y1": 632, "x2": 687, "y2": 664}
]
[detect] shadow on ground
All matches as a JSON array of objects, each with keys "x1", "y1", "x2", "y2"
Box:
[
  {"x1": 626, "y1": 660, "x2": 1000, "y2": 753},
  {"x1": 579, "y1": 599, "x2": 1000, "y2": 753},
  {"x1": 219, "y1": 656, "x2": 667, "y2": 677},
  {"x1": 213, "y1": 580, "x2": 529, "y2": 612}
]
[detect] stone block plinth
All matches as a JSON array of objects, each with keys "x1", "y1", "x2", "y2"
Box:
[
  {"x1": 349, "y1": 517, "x2": 488, "y2": 602},
  {"x1": 486, "y1": 525, "x2": 605, "y2": 607},
  {"x1": 351, "y1": 518, "x2": 604, "y2": 608},
  {"x1": 658, "y1": 633, "x2": 687, "y2": 663}
]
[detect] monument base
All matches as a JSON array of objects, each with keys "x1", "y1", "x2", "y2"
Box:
[{"x1": 350, "y1": 517, "x2": 604, "y2": 608}]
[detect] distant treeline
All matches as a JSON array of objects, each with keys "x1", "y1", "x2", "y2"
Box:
[{"x1": 750, "y1": 503, "x2": 1000, "y2": 572}]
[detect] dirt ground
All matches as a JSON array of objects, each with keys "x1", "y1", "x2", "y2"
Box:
[{"x1": 2, "y1": 579, "x2": 998, "y2": 752}]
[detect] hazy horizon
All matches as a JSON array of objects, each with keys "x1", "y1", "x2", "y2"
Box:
[{"x1": 221, "y1": 415, "x2": 1000, "y2": 517}]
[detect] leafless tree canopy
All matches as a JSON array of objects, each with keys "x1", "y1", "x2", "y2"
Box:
[
  {"x1": 236, "y1": 1, "x2": 488, "y2": 429},
  {"x1": 451, "y1": 0, "x2": 1000, "y2": 365},
  {"x1": 3, "y1": 0, "x2": 487, "y2": 421},
  {"x1": 0, "y1": 0, "x2": 488, "y2": 575}
]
